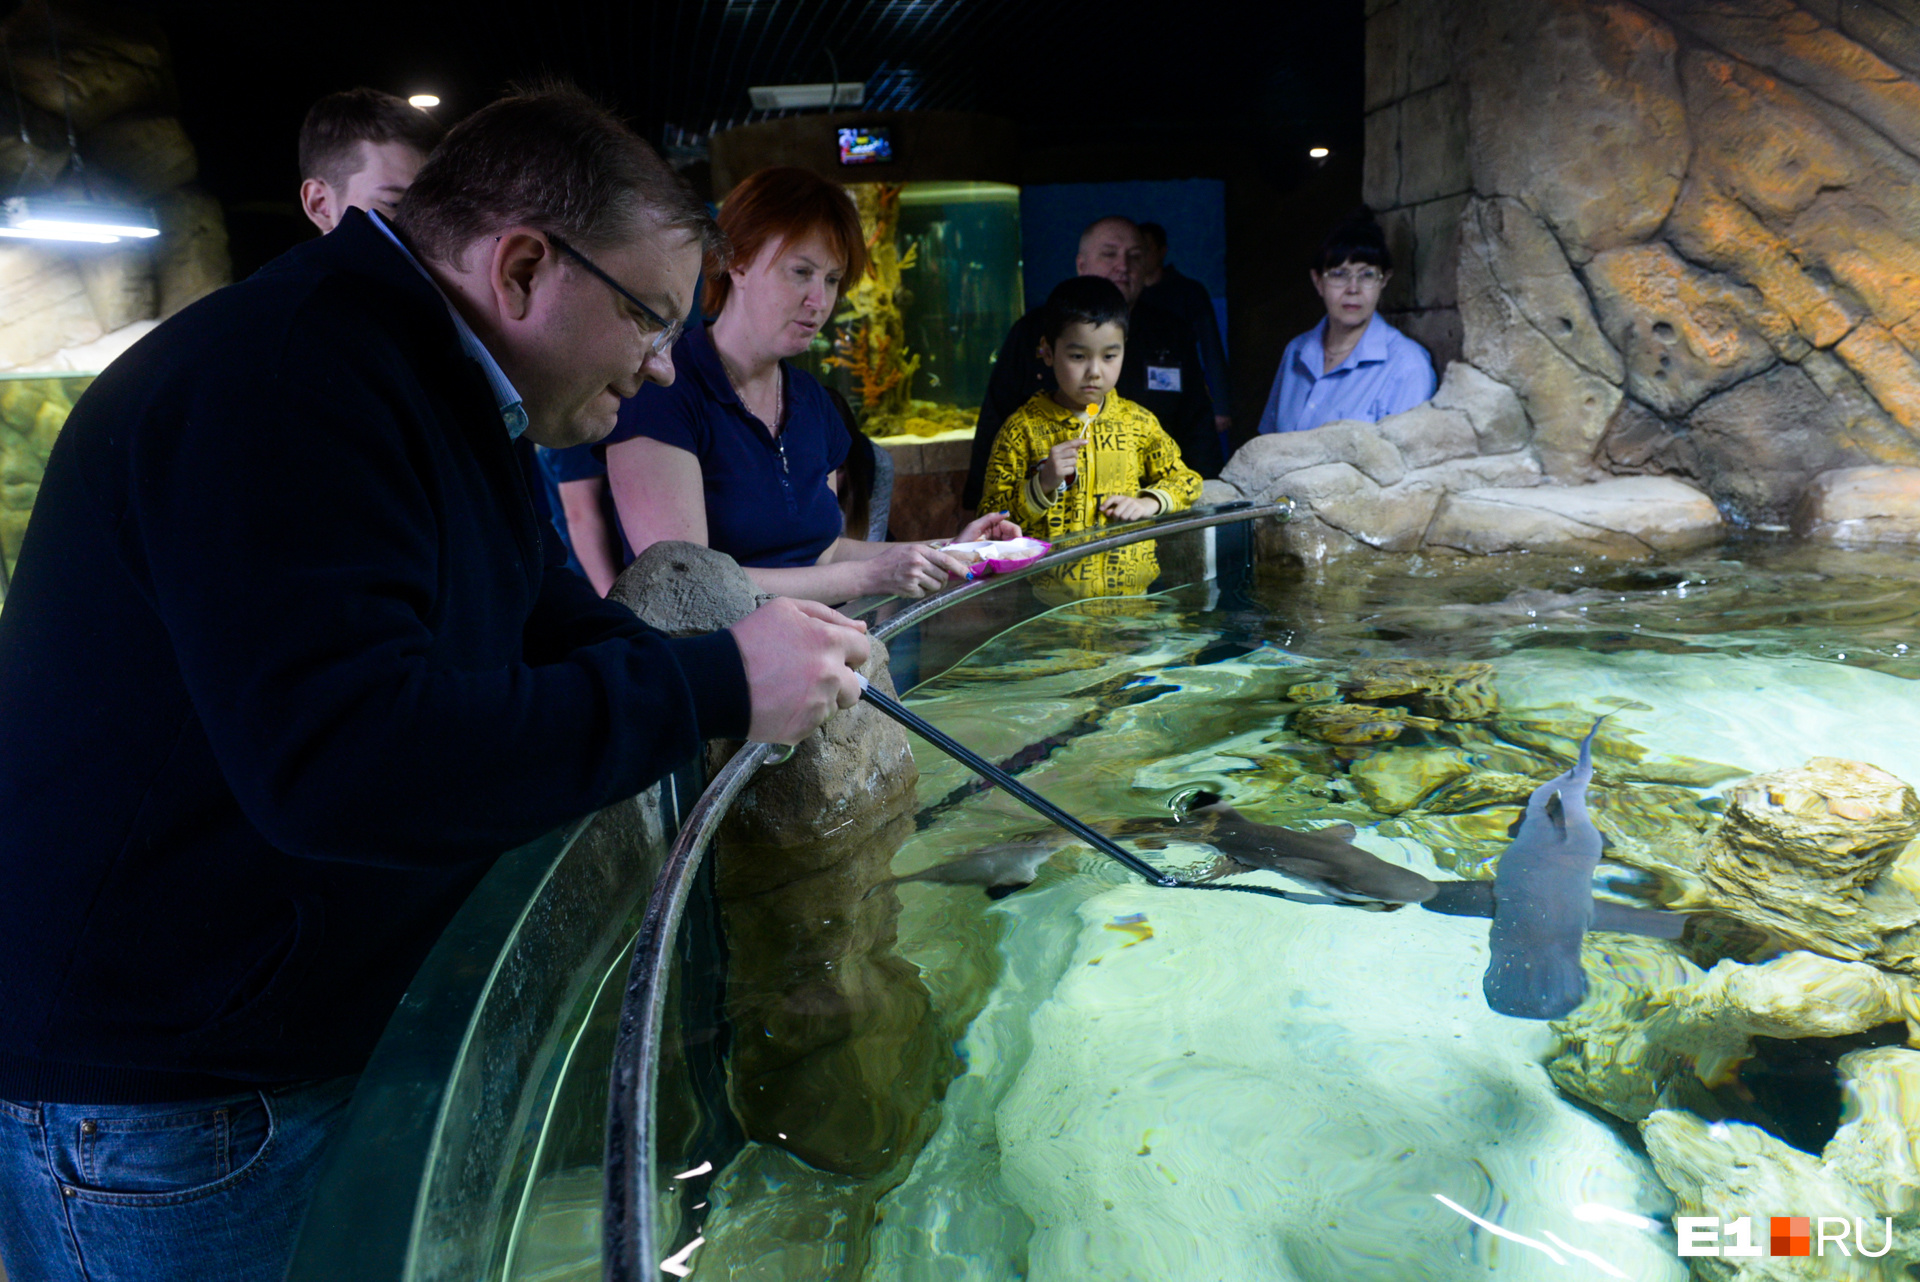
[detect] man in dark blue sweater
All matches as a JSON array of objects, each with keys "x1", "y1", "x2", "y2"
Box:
[{"x1": 0, "y1": 89, "x2": 869, "y2": 1282}]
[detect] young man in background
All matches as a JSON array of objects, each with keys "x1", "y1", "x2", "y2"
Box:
[{"x1": 298, "y1": 87, "x2": 444, "y2": 232}]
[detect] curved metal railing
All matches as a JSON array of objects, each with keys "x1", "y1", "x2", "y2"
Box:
[{"x1": 600, "y1": 500, "x2": 1288, "y2": 1281}]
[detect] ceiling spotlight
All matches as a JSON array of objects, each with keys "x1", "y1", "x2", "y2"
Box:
[
  {"x1": 408, "y1": 94, "x2": 440, "y2": 109},
  {"x1": 1309, "y1": 147, "x2": 1331, "y2": 159},
  {"x1": 747, "y1": 82, "x2": 864, "y2": 111},
  {"x1": 0, "y1": 196, "x2": 160, "y2": 243}
]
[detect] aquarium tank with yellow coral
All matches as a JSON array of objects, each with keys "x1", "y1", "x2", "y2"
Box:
[
  {"x1": 0, "y1": 372, "x2": 94, "y2": 604},
  {"x1": 801, "y1": 180, "x2": 1023, "y2": 442}
]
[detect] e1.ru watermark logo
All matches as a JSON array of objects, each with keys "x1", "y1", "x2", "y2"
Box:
[{"x1": 1677, "y1": 1216, "x2": 1893, "y2": 1258}]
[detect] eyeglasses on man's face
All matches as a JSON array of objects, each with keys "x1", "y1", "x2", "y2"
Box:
[
  {"x1": 547, "y1": 232, "x2": 685, "y2": 358},
  {"x1": 1322, "y1": 266, "x2": 1386, "y2": 290}
]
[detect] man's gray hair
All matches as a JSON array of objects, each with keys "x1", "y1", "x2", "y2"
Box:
[
  {"x1": 394, "y1": 85, "x2": 722, "y2": 270},
  {"x1": 1078, "y1": 214, "x2": 1139, "y2": 248}
]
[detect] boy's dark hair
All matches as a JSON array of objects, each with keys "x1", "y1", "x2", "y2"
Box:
[
  {"x1": 394, "y1": 84, "x2": 723, "y2": 272},
  {"x1": 1138, "y1": 221, "x2": 1168, "y2": 251},
  {"x1": 1312, "y1": 207, "x2": 1392, "y2": 273},
  {"x1": 1042, "y1": 275, "x2": 1130, "y2": 346},
  {"x1": 298, "y1": 88, "x2": 445, "y2": 188}
]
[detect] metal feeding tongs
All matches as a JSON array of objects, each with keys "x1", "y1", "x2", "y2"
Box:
[{"x1": 851, "y1": 677, "x2": 1351, "y2": 905}]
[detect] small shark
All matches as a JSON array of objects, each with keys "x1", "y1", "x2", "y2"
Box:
[
  {"x1": 866, "y1": 838, "x2": 1066, "y2": 900},
  {"x1": 1477, "y1": 716, "x2": 1615, "y2": 1019},
  {"x1": 1127, "y1": 793, "x2": 1437, "y2": 906}
]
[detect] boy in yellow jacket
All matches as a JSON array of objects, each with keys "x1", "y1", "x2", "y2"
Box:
[{"x1": 979, "y1": 275, "x2": 1202, "y2": 597}]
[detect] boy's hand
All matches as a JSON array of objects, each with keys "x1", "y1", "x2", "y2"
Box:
[
  {"x1": 1099, "y1": 494, "x2": 1160, "y2": 522},
  {"x1": 1038, "y1": 437, "x2": 1087, "y2": 492}
]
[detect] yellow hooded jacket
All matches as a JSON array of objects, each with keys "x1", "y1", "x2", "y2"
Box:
[{"x1": 979, "y1": 391, "x2": 1202, "y2": 597}]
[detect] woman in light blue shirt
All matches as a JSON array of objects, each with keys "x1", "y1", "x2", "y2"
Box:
[{"x1": 1257, "y1": 210, "x2": 1436, "y2": 434}]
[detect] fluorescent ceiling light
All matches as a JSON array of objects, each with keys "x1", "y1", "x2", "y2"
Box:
[
  {"x1": 747, "y1": 81, "x2": 865, "y2": 111},
  {"x1": 1, "y1": 197, "x2": 160, "y2": 243},
  {"x1": 409, "y1": 94, "x2": 440, "y2": 109}
]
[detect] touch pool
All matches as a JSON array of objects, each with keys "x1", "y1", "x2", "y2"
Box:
[{"x1": 677, "y1": 537, "x2": 1920, "y2": 1281}]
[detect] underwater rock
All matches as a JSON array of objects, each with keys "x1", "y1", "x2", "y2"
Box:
[
  {"x1": 1422, "y1": 771, "x2": 1540, "y2": 814},
  {"x1": 1284, "y1": 678, "x2": 1341, "y2": 705},
  {"x1": 1350, "y1": 745, "x2": 1475, "y2": 815},
  {"x1": 1347, "y1": 658, "x2": 1500, "y2": 720},
  {"x1": 152, "y1": 186, "x2": 231, "y2": 319},
  {"x1": 1550, "y1": 950, "x2": 1920, "y2": 1125},
  {"x1": 1797, "y1": 466, "x2": 1920, "y2": 546},
  {"x1": 1494, "y1": 708, "x2": 1747, "y2": 787},
  {"x1": 1641, "y1": 1110, "x2": 1905, "y2": 1281},
  {"x1": 1700, "y1": 758, "x2": 1920, "y2": 970},
  {"x1": 1293, "y1": 702, "x2": 1441, "y2": 745}
]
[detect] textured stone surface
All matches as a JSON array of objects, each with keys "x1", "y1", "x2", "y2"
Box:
[
  {"x1": 83, "y1": 115, "x2": 198, "y2": 197},
  {"x1": 1585, "y1": 242, "x2": 1779, "y2": 417},
  {"x1": 1458, "y1": 198, "x2": 1622, "y2": 478},
  {"x1": 1350, "y1": 745, "x2": 1474, "y2": 815},
  {"x1": 1697, "y1": 757, "x2": 1920, "y2": 973},
  {"x1": 1428, "y1": 360, "x2": 1530, "y2": 454},
  {"x1": 1797, "y1": 466, "x2": 1920, "y2": 544},
  {"x1": 1373, "y1": 402, "x2": 1479, "y2": 470},
  {"x1": 1198, "y1": 477, "x2": 1243, "y2": 506},
  {"x1": 1372, "y1": 0, "x2": 1920, "y2": 534},
  {"x1": 2, "y1": 7, "x2": 171, "y2": 131},
  {"x1": 1465, "y1": 0, "x2": 1689, "y2": 261},
  {"x1": 1551, "y1": 949, "x2": 1919, "y2": 1123},
  {"x1": 153, "y1": 187, "x2": 231, "y2": 319},
  {"x1": 609, "y1": 544, "x2": 942, "y2": 1178},
  {"x1": 1220, "y1": 421, "x2": 1407, "y2": 497},
  {"x1": 1426, "y1": 476, "x2": 1723, "y2": 557},
  {"x1": 609, "y1": 539, "x2": 760, "y2": 634}
]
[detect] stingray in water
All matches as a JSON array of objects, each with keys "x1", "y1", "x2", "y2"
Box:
[{"x1": 1466, "y1": 716, "x2": 1633, "y2": 1019}]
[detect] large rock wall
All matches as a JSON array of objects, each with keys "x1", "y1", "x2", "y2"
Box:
[
  {"x1": 1367, "y1": 0, "x2": 1920, "y2": 526},
  {"x1": 0, "y1": 3, "x2": 231, "y2": 374}
]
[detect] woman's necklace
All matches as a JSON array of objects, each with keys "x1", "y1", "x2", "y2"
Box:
[{"x1": 721, "y1": 354, "x2": 788, "y2": 473}]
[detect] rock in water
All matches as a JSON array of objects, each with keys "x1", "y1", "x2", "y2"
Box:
[{"x1": 1700, "y1": 758, "x2": 1920, "y2": 972}]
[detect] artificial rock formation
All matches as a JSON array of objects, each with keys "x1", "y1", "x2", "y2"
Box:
[
  {"x1": 1550, "y1": 949, "x2": 1920, "y2": 1125},
  {"x1": 609, "y1": 541, "x2": 945, "y2": 1178},
  {"x1": 0, "y1": 5, "x2": 231, "y2": 372},
  {"x1": 1693, "y1": 758, "x2": 1920, "y2": 975},
  {"x1": 1359, "y1": 0, "x2": 1920, "y2": 546}
]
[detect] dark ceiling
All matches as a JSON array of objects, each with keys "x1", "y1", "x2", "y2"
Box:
[{"x1": 5, "y1": 0, "x2": 1363, "y2": 273}]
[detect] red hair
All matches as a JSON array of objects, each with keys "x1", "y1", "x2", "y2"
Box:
[{"x1": 704, "y1": 167, "x2": 869, "y2": 316}]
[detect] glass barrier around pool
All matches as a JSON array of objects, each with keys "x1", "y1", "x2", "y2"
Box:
[
  {"x1": 288, "y1": 766, "x2": 703, "y2": 1282},
  {"x1": 282, "y1": 502, "x2": 1280, "y2": 1282},
  {"x1": 603, "y1": 503, "x2": 1285, "y2": 1281}
]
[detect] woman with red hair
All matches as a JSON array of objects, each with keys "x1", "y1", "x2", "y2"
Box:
[{"x1": 602, "y1": 166, "x2": 1016, "y2": 603}]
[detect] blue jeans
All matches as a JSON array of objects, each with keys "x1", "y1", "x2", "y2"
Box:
[{"x1": 0, "y1": 1076, "x2": 355, "y2": 1282}]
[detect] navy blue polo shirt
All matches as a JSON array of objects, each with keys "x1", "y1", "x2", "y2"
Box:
[{"x1": 601, "y1": 325, "x2": 850, "y2": 568}]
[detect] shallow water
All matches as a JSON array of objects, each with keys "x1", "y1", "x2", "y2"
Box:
[{"x1": 687, "y1": 540, "x2": 1920, "y2": 1281}]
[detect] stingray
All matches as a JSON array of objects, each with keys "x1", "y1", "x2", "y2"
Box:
[{"x1": 1471, "y1": 716, "x2": 1627, "y2": 1019}]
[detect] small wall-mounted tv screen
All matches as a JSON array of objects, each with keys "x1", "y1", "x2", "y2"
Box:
[{"x1": 838, "y1": 126, "x2": 892, "y2": 166}]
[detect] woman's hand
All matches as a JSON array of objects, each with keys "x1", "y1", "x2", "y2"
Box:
[
  {"x1": 1099, "y1": 494, "x2": 1161, "y2": 522},
  {"x1": 1037, "y1": 437, "x2": 1087, "y2": 493},
  {"x1": 957, "y1": 511, "x2": 1021, "y2": 542},
  {"x1": 861, "y1": 542, "x2": 974, "y2": 598}
]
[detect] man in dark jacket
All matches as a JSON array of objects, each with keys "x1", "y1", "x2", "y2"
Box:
[
  {"x1": 0, "y1": 89, "x2": 867, "y2": 1282},
  {"x1": 962, "y1": 215, "x2": 1220, "y2": 512},
  {"x1": 1138, "y1": 220, "x2": 1231, "y2": 437}
]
